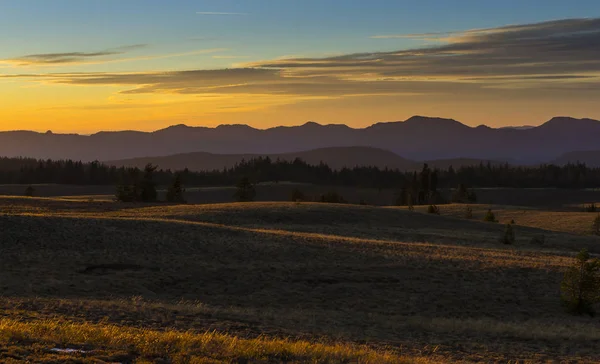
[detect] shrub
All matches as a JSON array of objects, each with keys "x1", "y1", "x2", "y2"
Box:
[
  {"x1": 407, "y1": 198, "x2": 414, "y2": 211},
  {"x1": 500, "y1": 223, "x2": 515, "y2": 245},
  {"x1": 24, "y1": 186, "x2": 35, "y2": 197},
  {"x1": 291, "y1": 188, "x2": 306, "y2": 202},
  {"x1": 530, "y1": 234, "x2": 546, "y2": 245},
  {"x1": 593, "y1": 214, "x2": 600, "y2": 236},
  {"x1": 561, "y1": 249, "x2": 600, "y2": 316},
  {"x1": 427, "y1": 205, "x2": 440, "y2": 215},
  {"x1": 585, "y1": 203, "x2": 598, "y2": 213},
  {"x1": 510, "y1": 219, "x2": 516, "y2": 225},
  {"x1": 234, "y1": 177, "x2": 256, "y2": 202},
  {"x1": 319, "y1": 191, "x2": 346, "y2": 204},
  {"x1": 484, "y1": 209, "x2": 497, "y2": 223}
]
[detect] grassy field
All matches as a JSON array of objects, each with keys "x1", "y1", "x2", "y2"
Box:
[{"x1": 1, "y1": 196, "x2": 600, "y2": 362}]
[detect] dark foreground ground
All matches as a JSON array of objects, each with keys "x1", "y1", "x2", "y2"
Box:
[{"x1": 1, "y1": 197, "x2": 599, "y2": 362}]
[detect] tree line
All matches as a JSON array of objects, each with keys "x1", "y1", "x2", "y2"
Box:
[{"x1": 2, "y1": 156, "x2": 600, "y2": 190}]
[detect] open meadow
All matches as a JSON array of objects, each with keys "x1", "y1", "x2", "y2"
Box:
[{"x1": 1, "y1": 194, "x2": 600, "y2": 363}]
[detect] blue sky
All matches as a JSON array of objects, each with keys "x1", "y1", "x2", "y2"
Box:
[{"x1": 1, "y1": 0, "x2": 600, "y2": 132}]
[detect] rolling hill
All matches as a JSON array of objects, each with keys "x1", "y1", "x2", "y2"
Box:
[
  {"x1": 105, "y1": 146, "x2": 509, "y2": 172},
  {"x1": 1, "y1": 116, "x2": 599, "y2": 163}
]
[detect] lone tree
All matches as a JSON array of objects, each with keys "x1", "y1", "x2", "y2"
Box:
[
  {"x1": 166, "y1": 174, "x2": 186, "y2": 203},
  {"x1": 500, "y1": 223, "x2": 515, "y2": 245},
  {"x1": 139, "y1": 164, "x2": 158, "y2": 202},
  {"x1": 561, "y1": 249, "x2": 600, "y2": 316},
  {"x1": 484, "y1": 209, "x2": 497, "y2": 222},
  {"x1": 234, "y1": 177, "x2": 256, "y2": 202}
]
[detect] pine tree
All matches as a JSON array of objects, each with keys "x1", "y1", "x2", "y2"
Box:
[
  {"x1": 500, "y1": 223, "x2": 515, "y2": 244},
  {"x1": 234, "y1": 176, "x2": 256, "y2": 202},
  {"x1": 139, "y1": 164, "x2": 158, "y2": 202},
  {"x1": 593, "y1": 214, "x2": 600, "y2": 236},
  {"x1": 561, "y1": 249, "x2": 600, "y2": 315},
  {"x1": 166, "y1": 174, "x2": 186, "y2": 203}
]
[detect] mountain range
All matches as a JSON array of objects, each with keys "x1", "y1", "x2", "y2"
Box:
[{"x1": 1, "y1": 116, "x2": 599, "y2": 164}]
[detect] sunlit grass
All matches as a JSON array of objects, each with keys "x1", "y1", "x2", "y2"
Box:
[{"x1": 0, "y1": 318, "x2": 417, "y2": 363}]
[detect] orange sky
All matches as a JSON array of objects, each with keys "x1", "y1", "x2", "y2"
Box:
[{"x1": 2, "y1": 12, "x2": 600, "y2": 133}]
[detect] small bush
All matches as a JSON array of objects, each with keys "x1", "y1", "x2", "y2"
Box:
[
  {"x1": 484, "y1": 209, "x2": 498, "y2": 223},
  {"x1": 593, "y1": 214, "x2": 600, "y2": 236},
  {"x1": 585, "y1": 203, "x2": 598, "y2": 213},
  {"x1": 561, "y1": 249, "x2": 600, "y2": 316},
  {"x1": 427, "y1": 205, "x2": 440, "y2": 215},
  {"x1": 510, "y1": 219, "x2": 516, "y2": 225},
  {"x1": 500, "y1": 223, "x2": 515, "y2": 245},
  {"x1": 407, "y1": 199, "x2": 414, "y2": 211},
  {"x1": 24, "y1": 186, "x2": 35, "y2": 197},
  {"x1": 464, "y1": 206, "x2": 473, "y2": 219},
  {"x1": 530, "y1": 234, "x2": 546, "y2": 245}
]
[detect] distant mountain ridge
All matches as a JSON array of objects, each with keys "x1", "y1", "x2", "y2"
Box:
[
  {"x1": 1, "y1": 116, "x2": 599, "y2": 163},
  {"x1": 104, "y1": 146, "x2": 507, "y2": 172},
  {"x1": 553, "y1": 150, "x2": 600, "y2": 168}
]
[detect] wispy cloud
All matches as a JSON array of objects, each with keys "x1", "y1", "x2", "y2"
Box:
[
  {"x1": 196, "y1": 11, "x2": 247, "y2": 16},
  {"x1": 212, "y1": 55, "x2": 250, "y2": 59},
  {"x1": 1, "y1": 44, "x2": 148, "y2": 66},
  {"x1": 1, "y1": 46, "x2": 226, "y2": 67},
  {"x1": 4, "y1": 18, "x2": 600, "y2": 99}
]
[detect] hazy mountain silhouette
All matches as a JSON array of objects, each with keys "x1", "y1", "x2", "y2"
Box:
[
  {"x1": 105, "y1": 146, "x2": 505, "y2": 172},
  {"x1": 553, "y1": 150, "x2": 600, "y2": 168},
  {"x1": 1, "y1": 116, "x2": 599, "y2": 163},
  {"x1": 106, "y1": 147, "x2": 417, "y2": 171}
]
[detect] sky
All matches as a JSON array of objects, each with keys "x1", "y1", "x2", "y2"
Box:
[{"x1": 1, "y1": 0, "x2": 600, "y2": 133}]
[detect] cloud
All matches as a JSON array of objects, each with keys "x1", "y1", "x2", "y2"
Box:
[
  {"x1": 4, "y1": 18, "x2": 600, "y2": 98},
  {"x1": 2, "y1": 44, "x2": 148, "y2": 66},
  {"x1": 196, "y1": 12, "x2": 247, "y2": 15},
  {"x1": 1, "y1": 46, "x2": 226, "y2": 67}
]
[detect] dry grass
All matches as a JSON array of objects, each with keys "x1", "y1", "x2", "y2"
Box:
[
  {"x1": 0, "y1": 318, "x2": 414, "y2": 363},
  {"x1": 404, "y1": 203, "x2": 600, "y2": 236},
  {"x1": 1, "y1": 196, "x2": 600, "y2": 362}
]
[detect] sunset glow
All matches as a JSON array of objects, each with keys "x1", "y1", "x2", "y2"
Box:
[{"x1": 2, "y1": 0, "x2": 600, "y2": 132}]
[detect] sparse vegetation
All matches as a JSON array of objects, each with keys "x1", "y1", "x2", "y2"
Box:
[
  {"x1": 484, "y1": 209, "x2": 498, "y2": 223},
  {"x1": 561, "y1": 249, "x2": 600, "y2": 316},
  {"x1": 593, "y1": 214, "x2": 600, "y2": 236},
  {"x1": 464, "y1": 206, "x2": 473, "y2": 219},
  {"x1": 319, "y1": 191, "x2": 346, "y2": 204},
  {"x1": 585, "y1": 203, "x2": 598, "y2": 212},
  {"x1": 427, "y1": 204, "x2": 440, "y2": 215},
  {"x1": 500, "y1": 223, "x2": 516, "y2": 245}
]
